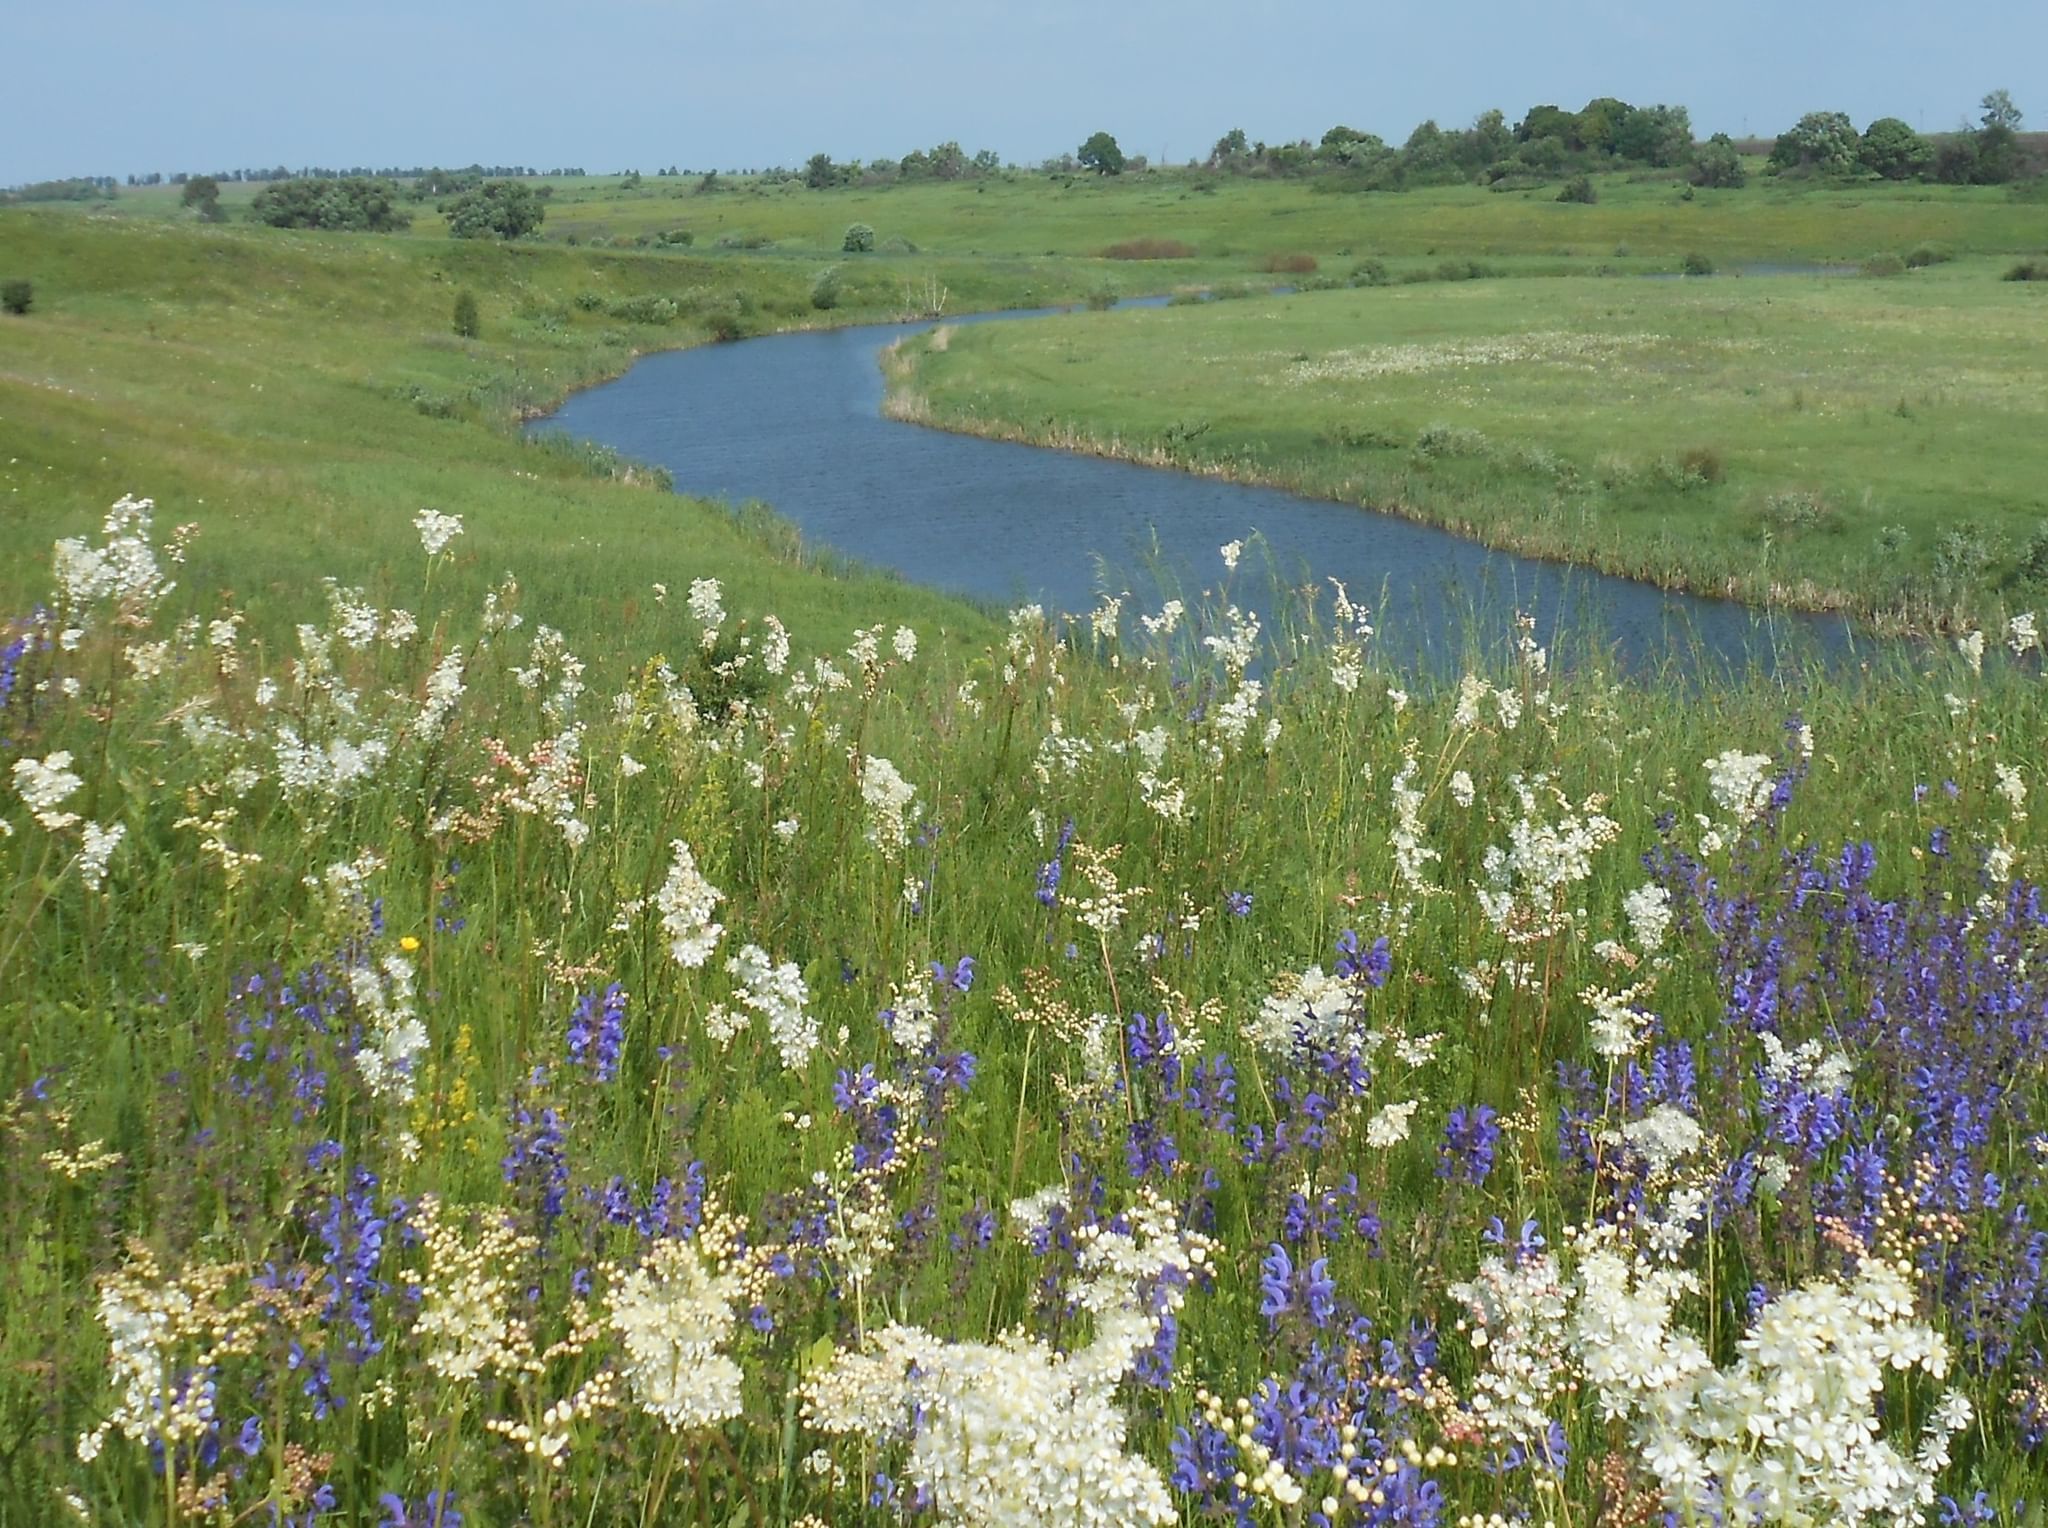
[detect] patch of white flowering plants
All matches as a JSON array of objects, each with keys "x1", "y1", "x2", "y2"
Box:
[{"x1": 2, "y1": 508, "x2": 2046, "y2": 1525}]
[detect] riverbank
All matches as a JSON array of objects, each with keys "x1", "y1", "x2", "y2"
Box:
[{"x1": 885, "y1": 264, "x2": 2048, "y2": 635}]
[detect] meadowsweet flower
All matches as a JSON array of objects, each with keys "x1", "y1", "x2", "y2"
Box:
[
  {"x1": 1994, "y1": 763, "x2": 2027, "y2": 815},
  {"x1": 687, "y1": 577, "x2": 725, "y2": 635},
  {"x1": 74, "y1": 821, "x2": 124, "y2": 890},
  {"x1": 411, "y1": 1197, "x2": 530, "y2": 1382},
  {"x1": 1449, "y1": 769, "x2": 1475, "y2": 807},
  {"x1": 351, "y1": 954, "x2": 428, "y2": 1103},
  {"x1": 607, "y1": 1237, "x2": 745, "y2": 1430},
  {"x1": 656, "y1": 839, "x2": 725, "y2": 967},
  {"x1": 2008, "y1": 611, "x2": 2039, "y2": 656},
  {"x1": 1703, "y1": 749, "x2": 1778, "y2": 822},
  {"x1": 892, "y1": 625, "x2": 918, "y2": 662},
  {"x1": 859, "y1": 754, "x2": 917, "y2": 855},
  {"x1": 53, "y1": 496, "x2": 170, "y2": 618},
  {"x1": 1220, "y1": 539, "x2": 1243, "y2": 571},
  {"x1": 1622, "y1": 882, "x2": 1672, "y2": 952},
  {"x1": 13, "y1": 750, "x2": 82, "y2": 830},
  {"x1": 727, "y1": 943, "x2": 817, "y2": 1070},
  {"x1": 1367, "y1": 1099, "x2": 1419, "y2": 1146},
  {"x1": 1958, "y1": 628, "x2": 1985, "y2": 674},
  {"x1": 1619, "y1": 1104, "x2": 1705, "y2": 1173},
  {"x1": 414, "y1": 509, "x2": 463, "y2": 556}
]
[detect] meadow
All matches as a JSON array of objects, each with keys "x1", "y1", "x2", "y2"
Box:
[
  {"x1": 2, "y1": 176, "x2": 2048, "y2": 1526},
  {"x1": 887, "y1": 262, "x2": 2048, "y2": 630}
]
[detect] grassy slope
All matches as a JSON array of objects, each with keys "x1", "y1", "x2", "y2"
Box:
[
  {"x1": 0, "y1": 210, "x2": 1118, "y2": 659},
  {"x1": 892, "y1": 265, "x2": 2048, "y2": 629}
]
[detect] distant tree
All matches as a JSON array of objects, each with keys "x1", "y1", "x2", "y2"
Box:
[
  {"x1": 1691, "y1": 133, "x2": 1748, "y2": 188},
  {"x1": 1575, "y1": 97, "x2": 1637, "y2": 154},
  {"x1": 250, "y1": 176, "x2": 410, "y2": 231},
  {"x1": 1213, "y1": 127, "x2": 1251, "y2": 164},
  {"x1": 445, "y1": 181, "x2": 544, "y2": 240},
  {"x1": 972, "y1": 148, "x2": 1002, "y2": 174},
  {"x1": 1981, "y1": 89, "x2": 2023, "y2": 133},
  {"x1": 1613, "y1": 104, "x2": 1692, "y2": 167},
  {"x1": 804, "y1": 153, "x2": 840, "y2": 190},
  {"x1": 1768, "y1": 111, "x2": 1860, "y2": 177},
  {"x1": 1556, "y1": 174, "x2": 1597, "y2": 204},
  {"x1": 1077, "y1": 131, "x2": 1126, "y2": 175},
  {"x1": 1462, "y1": 109, "x2": 1514, "y2": 170},
  {"x1": 452, "y1": 289, "x2": 480, "y2": 338},
  {"x1": 1, "y1": 280, "x2": 31, "y2": 316},
  {"x1": 842, "y1": 222, "x2": 875, "y2": 253},
  {"x1": 1858, "y1": 118, "x2": 1930, "y2": 180},
  {"x1": 180, "y1": 174, "x2": 224, "y2": 221},
  {"x1": 1932, "y1": 134, "x2": 1980, "y2": 185},
  {"x1": 1515, "y1": 104, "x2": 1578, "y2": 144}
]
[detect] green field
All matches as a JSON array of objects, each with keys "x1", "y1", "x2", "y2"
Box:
[
  {"x1": 891, "y1": 261, "x2": 2048, "y2": 627},
  {"x1": 5, "y1": 182, "x2": 2048, "y2": 1525}
]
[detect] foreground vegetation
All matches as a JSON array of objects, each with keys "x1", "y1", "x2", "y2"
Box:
[
  {"x1": 3, "y1": 179, "x2": 2048, "y2": 1525},
  {"x1": 1, "y1": 495, "x2": 2045, "y2": 1524},
  {"x1": 889, "y1": 262, "x2": 2048, "y2": 630}
]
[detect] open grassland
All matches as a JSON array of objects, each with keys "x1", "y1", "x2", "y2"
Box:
[
  {"x1": 0, "y1": 210, "x2": 1121, "y2": 659},
  {"x1": 99, "y1": 167, "x2": 2048, "y2": 284},
  {"x1": 890, "y1": 264, "x2": 2048, "y2": 629},
  {"x1": 4, "y1": 195, "x2": 2048, "y2": 1527}
]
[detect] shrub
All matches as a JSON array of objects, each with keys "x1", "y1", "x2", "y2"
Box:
[
  {"x1": 608, "y1": 295, "x2": 679, "y2": 325},
  {"x1": 1905, "y1": 243, "x2": 1953, "y2": 269},
  {"x1": 252, "y1": 176, "x2": 411, "y2": 232},
  {"x1": 1258, "y1": 252, "x2": 1319, "y2": 274},
  {"x1": 657, "y1": 228, "x2": 695, "y2": 247},
  {"x1": 1347, "y1": 258, "x2": 1390, "y2": 287},
  {"x1": 1763, "y1": 489, "x2": 1839, "y2": 533},
  {"x1": 1434, "y1": 259, "x2": 1497, "y2": 282},
  {"x1": 1860, "y1": 253, "x2": 1907, "y2": 279},
  {"x1": 0, "y1": 279, "x2": 30, "y2": 316},
  {"x1": 572, "y1": 291, "x2": 606, "y2": 312},
  {"x1": 452, "y1": 290, "x2": 480, "y2": 338},
  {"x1": 704, "y1": 305, "x2": 746, "y2": 342},
  {"x1": 446, "y1": 181, "x2": 544, "y2": 241},
  {"x1": 2005, "y1": 260, "x2": 2047, "y2": 282},
  {"x1": 1084, "y1": 284, "x2": 1117, "y2": 311},
  {"x1": 809, "y1": 266, "x2": 843, "y2": 311},
  {"x1": 1556, "y1": 175, "x2": 1597, "y2": 204},
  {"x1": 1412, "y1": 422, "x2": 1490, "y2": 460},
  {"x1": 1681, "y1": 252, "x2": 1716, "y2": 276},
  {"x1": 842, "y1": 223, "x2": 876, "y2": 254},
  {"x1": 1933, "y1": 520, "x2": 1998, "y2": 583},
  {"x1": 2019, "y1": 520, "x2": 2048, "y2": 584},
  {"x1": 1099, "y1": 238, "x2": 1196, "y2": 260}
]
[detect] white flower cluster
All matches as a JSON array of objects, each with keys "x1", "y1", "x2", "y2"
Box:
[
  {"x1": 607, "y1": 1237, "x2": 745, "y2": 1431},
  {"x1": 349, "y1": 953, "x2": 428, "y2": 1104},
  {"x1": 1250, "y1": 966, "x2": 1364, "y2": 1061},
  {"x1": 75, "y1": 821, "x2": 126, "y2": 891},
  {"x1": 411, "y1": 1196, "x2": 530, "y2": 1383},
  {"x1": 1475, "y1": 776, "x2": 1619, "y2": 938},
  {"x1": 14, "y1": 750, "x2": 83, "y2": 830},
  {"x1": 656, "y1": 839, "x2": 726, "y2": 968},
  {"x1": 54, "y1": 496, "x2": 171, "y2": 619},
  {"x1": 1449, "y1": 1251, "x2": 1576, "y2": 1452},
  {"x1": 1576, "y1": 1248, "x2": 1965, "y2": 1525},
  {"x1": 858, "y1": 754, "x2": 917, "y2": 856},
  {"x1": 804, "y1": 1192, "x2": 1202, "y2": 1528},
  {"x1": 1621, "y1": 882, "x2": 1672, "y2": 953},
  {"x1": 726, "y1": 943, "x2": 817, "y2": 1071},
  {"x1": 413, "y1": 508, "x2": 464, "y2": 557},
  {"x1": 1703, "y1": 749, "x2": 1777, "y2": 824},
  {"x1": 273, "y1": 726, "x2": 391, "y2": 801}
]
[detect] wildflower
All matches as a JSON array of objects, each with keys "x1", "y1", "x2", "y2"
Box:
[
  {"x1": 1703, "y1": 749, "x2": 1777, "y2": 823},
  {"x1": 2008, "y1": 611, "x2": 2039, "y2": 656},
  {"x1": 413, "y1": 509, "x2": 464, "y2": 557},
  {"x1": 74, "y1": 822, "x2": 125, "y2": 890},
  {"x1": 656, "y1": 839, "x2": 725, "y2": 968},
  {"x1": 858, "y1": 755, "x2": 917, "y2": 855},
  {"x1": 1220, "y1": 539, "x2": 1243, "y2": 571},
  {"x1": 727, "y1": 944, "x2": 817, "y2": 1071},
  {"x1": 607, "y1": 1237, "x2": 745, "y2": 1431},
  {"x1": 686, "y1": 577, "x2": 725, "y2": 633},
  {"x1": 13, "y1": 750, "x2": 82, "y2": 830},
  {"x1": 1367, "y1": 1099, "x2": 1419, "y2": 1146},
  {"x1": 1622, "y1": 882, "x2": 1672, "y2": 952}
]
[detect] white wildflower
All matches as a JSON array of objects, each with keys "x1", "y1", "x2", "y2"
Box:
[
  {"x1": 656, "y1": 840, "x2": 725, "y2": 968},
  {"x1": 413, "y1": 509, "x2": 464, "y2": 557}
]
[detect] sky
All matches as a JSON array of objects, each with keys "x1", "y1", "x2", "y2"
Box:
[{"x1": 3, "y1": 0, "x2": 2041, "y2": 184}]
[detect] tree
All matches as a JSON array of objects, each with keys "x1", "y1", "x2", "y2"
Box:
[
  {"x1": 842, "y1": 222, "x2": 875, "y2": 253},
  {"x1": 803, "y1": 153, "x2": 840, "y2": 190},
  {"x1": 1213, "y1": 127, "x2": 1250, "y2": 165},
  {"x1": 1575, "y1": 97, "x2": 1637, "y2": 154},
  {"x1": 1981, "y1": 89, "x2": 2023, "y2": 133},
  {"x1": 1858, "y1": 118, "x2": 1930, "y2": 180},
  {"x1": 1515, "y1": 104, "x2": 1578, "y2": 144},
  {"x1": 250, "y1": 177, "x2": 410, "y2": 232},
  {"x1": 1077, "y1": 131, "x2": 1126, "y2": 175},
  {"x1": 445, "y1": 181, "x2": 544, "y2": 240},
  {"x1": 1613, "y1": 104, "x2": 1692, "y2": 167},
  {"x1": 1691, "y1": 133, "x2": 1747, "y2": 188},
  {"x1": 1, "y1": 280, "x2": 31, "y2": 316},
  {"x1": 1768, "y1": 111, "x2": 1860, "y2": 177},
  {"x1": 452, "y1": 289, "x2": 480, "y2": 339},
  {"x1": 180, "y1": 175, "x2": 224, "y2": 222}
]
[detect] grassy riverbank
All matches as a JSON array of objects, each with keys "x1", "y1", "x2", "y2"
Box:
[
  {"x1": 0, "y1": 210, "x2": 1121, "y2": 657},
  {"x1": 889, "y1": 262, "x2": 2048, "y2": 630}
]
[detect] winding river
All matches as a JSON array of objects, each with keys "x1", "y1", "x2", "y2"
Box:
[{"x1": 533, "y1": 297, "x2": 1865, "y2": 675}]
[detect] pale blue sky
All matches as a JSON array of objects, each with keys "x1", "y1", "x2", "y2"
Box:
[{"x1": 4, "y1": 0, "x2": 2039, "y2": 184}]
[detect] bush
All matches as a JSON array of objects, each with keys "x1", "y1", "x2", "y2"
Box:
[
  {"x1": 1763, "y1": 489, "x2": 1839, "y2": 533},
  {"x1": 452, "y1": 290, "x2": 480, "y2": 338},
  {"x1": 1933, "y1": 520, "x2": 1998, "y2": 584},
  {"x1": 2005, "y1": 260, "x2": 2047, "y2": 282},
  {"x1": 608, "y1": 295, "x2": 679, "y2": 326},
  {"x1": 1860, "y1": 253, "x2": 1907, "y2": 279},
  {"x1": 1556, "y1": 175, "x2": 1598, "y2": 204},
  {"x1": 657, "y1": 228, "x2": 695, "y2": 247},
  {"x1": 1434, "y1": 259, "x2": 1497, "y2": 282},
  {"x1": 1681, "y1": 252, "x2": 1716, "y2": 276},
  {"x1": 1099, "y1": 238, "x2": 1196, "y2": 260},
  {"x1": 809, "y1": 266, "x2": 843, "y2": 311},
  {"x1": 1083, "y1": 285, "x2": 1118, "y2": 311},
  {"x1": 446, "y1": 181, "x2": 545, "y2": 241},
  {"x1": 704, "y1": 305, "x2": 746, "y2": 342},
  {"x1": 1677, "y1": 446, "x2": 1727, "y2": 484},
  {"x1": 252, "y1": 177, "x2": 411, "y2": 232},
  {"x1": 1347, "y1": 258, "x2": 1389, "y2": 287},
  {"x1": 2019, "y1": 521, "x2": 2048, "y2": 585},
  {"x1": 0, "y1": 279, "x2": 30, "y2": 316},
  {"x1": 842, "y1": 223, "x2": 876, "y2": 254},
  {"x1": 572, "y1": 291, "x2": 606, "y2": 312},
  {"x1": 1905, "y1": 244, "x2": 1954, "y2": 269},
  {"x1": 1258, "y1": 252, "x2": 1319, "y2": 274}
]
